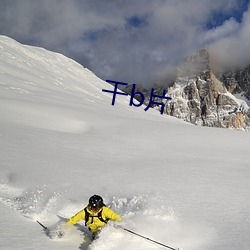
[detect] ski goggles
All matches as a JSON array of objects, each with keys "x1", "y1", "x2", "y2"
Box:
[{"x1": 89, "y1": 204, "x2": 101, "y2": 212}]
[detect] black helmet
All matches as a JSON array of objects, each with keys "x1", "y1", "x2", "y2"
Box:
[{"x1": 89, "y1": 195, "x2": 104, "y2": 210}]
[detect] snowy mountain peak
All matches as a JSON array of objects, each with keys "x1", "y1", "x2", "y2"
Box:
[
  {"x1": 177, "y1": 49, "x2": 210, "y2": 78},
  {"x1": 163, "y1": 49, "x2": 250, "y2": 129},
  {"x1": 123, "y1": 47, "x2": 250, "y2": 129}
]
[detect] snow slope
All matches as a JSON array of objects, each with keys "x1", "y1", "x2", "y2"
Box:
[{"x1": 0, "y1": 35, "x2": 250, "y2": 250}]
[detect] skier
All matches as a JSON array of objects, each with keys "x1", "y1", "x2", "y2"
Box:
[{"x1": 66, "y1": 194, "x2": 121, "y2": 239}]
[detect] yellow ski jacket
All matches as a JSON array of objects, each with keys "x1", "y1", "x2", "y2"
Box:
[{"x1": 67, "y1": 206, "x2": 121, "y2": 233}]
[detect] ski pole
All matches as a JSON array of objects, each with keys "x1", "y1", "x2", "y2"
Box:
[
  {"x1": 122, "y1": 227, "x2": 180, "y2": 250},
  {"x1": 37, "y1": 220, "x2": 48, "y2": 231}
]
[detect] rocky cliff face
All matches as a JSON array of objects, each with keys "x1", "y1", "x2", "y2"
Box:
[
  {"x1": 217, "y1": 66, "x2": 250, "y2": 100},
  {"x1": 164, "y1": 49, "x2": 250, "y2": 129},
  {"x1": 125, "y1": 49, "x2": 250, "y2": 129}
]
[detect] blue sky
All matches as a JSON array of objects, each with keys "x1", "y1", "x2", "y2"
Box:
[
  {"x1": 0, "y1": 0, "x2": 249, "y2": 87},
  {"x1": 206, "y1": 0, "x2": 249, "y2": 28}
]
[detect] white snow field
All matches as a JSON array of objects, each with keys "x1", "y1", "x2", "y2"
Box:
[{"x1": 0, "y1": 35, "x2": 249, "y2": 250}]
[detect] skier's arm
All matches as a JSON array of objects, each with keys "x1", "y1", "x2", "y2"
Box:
[
  {"x1": 104, "y1": 207, "x2": 122, "y2": 222},
  {"x1": 67, "y1": 209, "x2": 85, "y2": 225}
]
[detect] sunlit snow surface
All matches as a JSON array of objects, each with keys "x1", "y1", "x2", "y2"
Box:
[{"x1": 0, "y1": 36, "x2": 250, "y2": 250}]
